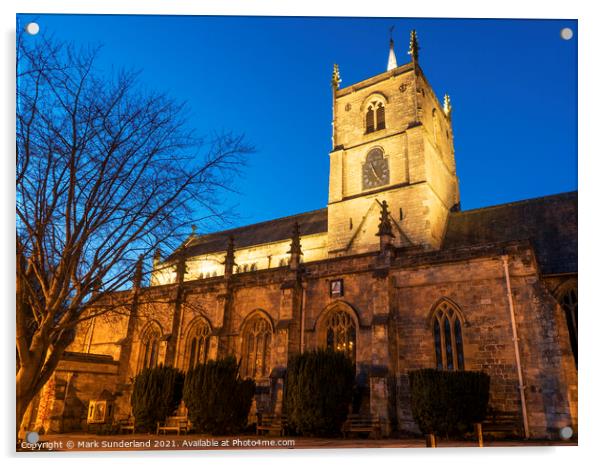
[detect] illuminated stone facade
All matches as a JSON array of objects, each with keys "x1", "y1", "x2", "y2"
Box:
[{"x1": 24, "y1": 34, "x2": 577, "y2": 440}]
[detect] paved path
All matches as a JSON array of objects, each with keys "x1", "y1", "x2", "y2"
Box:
[{"x1": 18, "y1": 433, "x2": 576, "y2": 452}]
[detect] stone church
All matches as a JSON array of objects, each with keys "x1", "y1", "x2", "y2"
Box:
[{"x1": 24, "y1": 31, "x2": 578, "y2": 439}]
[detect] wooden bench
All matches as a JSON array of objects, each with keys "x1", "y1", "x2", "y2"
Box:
[
  {"x1": 482, "y1": 410, "x2": 522, "y2": 439},
  {"x1": 341, "y1": 414, "x2": 382, "y2": 439},
  {"x1": 118, "y1": 417, "x2": 135, "y2": 434},
  {"x1": 156, "y1": 416, "x2": 189, "y2": 435},
  {"x1": 256, "y1": 414, "x2": 287, "y2": 436}
]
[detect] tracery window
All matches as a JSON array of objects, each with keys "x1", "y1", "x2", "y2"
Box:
[
  {"x1": 366, "y1": 106, "x2": 374, "y2": 133},
  {"x1": 325, "y1": 309, "x2": 357, "y2": 363},
  {"x1": 241, "y1": 315, "x2": 272, "y2": 379},
  {"x1": 432, "y1": 301, "x2": 464, "y2": 370},
  {"x1": 366, "y1": 101, "x2": 385, "y2": 133},
  {"x1": 186, "y1": 320, "x2": 211, "y2": 371},
  {"x1": 559, "y1": 286, "x2": 578, "y2": 366},
  {"x1": 139, "y1": 324, "x2": 161, "y2": 372},
  {"x1": 376, "y1": 104, "x2": 385, "y2": 130}
]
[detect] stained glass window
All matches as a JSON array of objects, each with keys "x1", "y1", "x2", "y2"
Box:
[
  {"x1": 139, "y1": 324, "x2": 161, "y2": 372},
  {"x1": 241, "y1": 315, "x2": 272, "y2": 379},
  {"x1": 187, "y1": 321, "x2": 211, "y2": 370},
  {"x1": 434, "y1": 319, "x2": 443, "y2": 369},
  {"x1": 454, "y1": 318, "x2": 465, "y2": 370},
  {"x1": 432, "y1": 301, "x2": 465, "y2": 370},
  {"x1": 324, "y1": 309, "x2": 356, "y2": 363}
]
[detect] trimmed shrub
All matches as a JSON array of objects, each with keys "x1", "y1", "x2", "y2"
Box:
[
  {"x1": 284, "y1": 349, "x2": 355, "y2": 437},
  {"x1": 409, "y1": 368, "x2": 490, "y2": 438},
  {"x1": 183, "y1": 357, "x2": 255, "y2": 435},
  {"x1": 130, "y1": 365, "x2": 184, "y2": 433}
]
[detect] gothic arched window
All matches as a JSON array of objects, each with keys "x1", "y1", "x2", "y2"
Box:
[
  {"x1": 139, "y1": 324, "x2": 161, "y2": 372},
  {"x1": 241, "y1": 315, "x2": 272, "y2": 379},
  {"x1": 186, "y1": 320, "x2": 211, "y2": 371},
  {"x1": 366, "y1": 106, "x2": 375, "y2": 133},
  {"x1": 324, "y1": 309, "x2": 357, "y2": 363},
  {"x1": 365, "y1": 101, "x2": 385, "y2": 134},
  {"x1": 559, "y1": 285, "x2": 578, "y2": 366},
  {"x1": 432, "y1": 301, "x2": 464, "y2": 370},
  {"x1": 376, "y1": 103, "x2": 385, "y2": 130}
]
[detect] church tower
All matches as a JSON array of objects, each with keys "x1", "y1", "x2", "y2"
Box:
[{"x1": 327, "y1": 30, "x2": 460, "y2": 256}]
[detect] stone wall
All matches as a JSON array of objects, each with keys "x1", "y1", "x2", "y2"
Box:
[
  {"x1": 28, "y1": 355, "x2": 121, "y2": 434},
  {"x1": 32, "y1": 238, "x2": 576, "y2": 439},
  {"x1": 389, "y1": 243, "x2": 577, "y2": 438}
]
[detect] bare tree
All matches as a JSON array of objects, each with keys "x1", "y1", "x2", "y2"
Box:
[{"x1": 15, "y1": 34, "x2": 252, "y2": 436}]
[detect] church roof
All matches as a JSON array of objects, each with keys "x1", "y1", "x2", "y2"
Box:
[
  {"x1": 176, "y1": 208, "x2": 328, "y2": 259},
  {"x1": 172, "y1": 192, "x2": 576, "y2": 276},
  {"x1": 443, "y1": 191, "x2": 577, "y2": 275}
]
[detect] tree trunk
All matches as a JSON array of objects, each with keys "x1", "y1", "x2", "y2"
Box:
[
  {"x1": 16, "y1": 369, "x2": 36, "y2": 442},
  {"x1": 16, "y1": 354, "x2": 60, "y2": 441}
]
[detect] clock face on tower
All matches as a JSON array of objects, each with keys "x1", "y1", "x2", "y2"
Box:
[{"x1": 362, "y1": 148, "x2": 390, "y2": 190}]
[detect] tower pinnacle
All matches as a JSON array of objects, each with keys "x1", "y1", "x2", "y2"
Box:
[
  {"x1": 408, "y1": 29, "x2": 419, "y2": 63},
  {"x1": 376, "y1": 200, "x2": 395, "y2": 238},
  {"x1": 331, "y1": 63, "x2": 341, "y2": 89},
  {"x1": 387, "y1": 27, "x2": 398, "y2": 71},
  {"x1": 444, "y1": 93, "x2": 453, "y2": 118},
  {"x1": 287, "y1": 222, "x2": 303, "y2": 271},
  {"x1": 223, "y1": 236, "x2": 236, "y2": 280}
]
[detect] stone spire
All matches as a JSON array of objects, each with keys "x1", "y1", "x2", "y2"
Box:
[
  {"x1": 153, "y1": 247, "x2": 162, "y2": 267},
  {"x1": 331, "y1": 64, "x2": 341, "y2": 150},
  {"x1": 223, "y1": 236, "x2": 236, "y2": 280},
  {"x1": 331, "y1": 63, "x2": 341, "y2": 90},
  {"x1": 376, "y1": 201, "x2": 395, "y2": 253},
  {"x1": 287, "y1": 222, "x2": 303, "y2": 271},
  {"x1": 387, "y1": 28, "x2": 398, "y2": 71},
  {"x1": 175, "y1": 253, "x2": 187, "y2": 285},
  {"x1": 376, "y1": 201, "x2": 394, "y2": 238},
  {"x1": 408, "y1": 29, "x2": 419, "y2": 63},
  {"x1": 444, "y1": 93, "x2": 453, "y2": 118}
]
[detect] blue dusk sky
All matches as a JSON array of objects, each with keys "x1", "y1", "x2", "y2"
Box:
[{"x1": 17, "y1": 15, "x2": 577, "y2": 232}]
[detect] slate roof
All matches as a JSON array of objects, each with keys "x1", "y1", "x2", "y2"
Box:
[
  {"x1": 173, "y1": 192, "x2": 577, "y2": 276},
  {"x1": 176, "y1": 208, "x2": 328, "y2": 259},
  {"x1": 443, "y1": 191, "x2": 577, "y2": 275}
]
